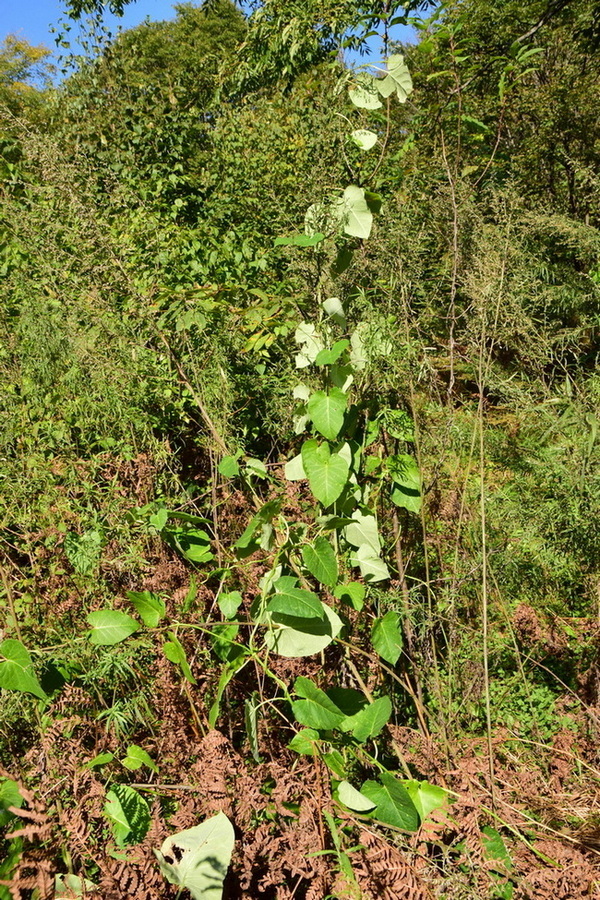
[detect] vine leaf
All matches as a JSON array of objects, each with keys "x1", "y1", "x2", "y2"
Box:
[
  {"x1": 292, "y1": 676, "x2": 346, "y2": 730},
  {"x1": 301, "y1": 439, "x2": 349, "y2": 507},
  {"x1": 333, "y1": 186, "x2": 373, "y2": 240},
  {"x1": 267, "y1": 581, "x2": 324, "y2": 620},
  {"x1": 308, "y1": 388, "x2": 347, "y2": 440},
  {"x1": 87, "y1": 611, "x2": 139, "y2": 646},
  {"x1": 361, "y1": 772, "x2": 420, "y2": 831},
  {"x1": 348, "y1": 73, "x2": 383, "y2": 109},
  {"x1": 350, "y1": 129, "x2": 378, "y2": 150},
  {"x1": 405, "y1": 780, "x2": 448, "y2": 821},
  {"x1": 265, "y1": 602, "x2": 343, "y2": 658},
  {"x1": 103, "y1": 783, "x2": 151, "y2": 847},
  {"x1": 377, "y1": 53, "x2": 413, "y2": 102},
  {"x1": 127, "y1": 590, "x2": 165, "y2": 628},
  {"x1": 302, "y1": 537, "x2": 338, "y2": 587},
  {"x1": 121, "y1": 744, "x2": 158, "y2": 773},
  {"x1": 388, "y1": 453, "x2": 421, "y2": 513},
  {"x1": 339, "y1": 695, "x2": 393, "y2": 742},
  {"x1": 371, "y1": 611, "x2": 403, "y2": 664},
  {"x1": 344, "y1": 511, "x2": 381, "y2": 554},
  {"x1": 337, "y1": 780, "x2": 377, "y2": 812},
  {"x1": 0, "y1": 639, "x2": 47, "y2": 700},
  {"x1": 155, "y1": 811, "x2": 235, "y2": 900}
]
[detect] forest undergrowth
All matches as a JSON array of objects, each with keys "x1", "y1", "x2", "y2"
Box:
[{"x1": 1, "y1": 0, "x2": 600, "y2": 897}]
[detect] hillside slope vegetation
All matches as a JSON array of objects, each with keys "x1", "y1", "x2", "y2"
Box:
[{"x1": 0, "y1": 0, "x2": 599, "y2": 896}]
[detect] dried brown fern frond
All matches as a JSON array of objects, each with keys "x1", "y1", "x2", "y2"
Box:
[{"x1": 356, "y1": 829, "x2": 433, "y2": 900}]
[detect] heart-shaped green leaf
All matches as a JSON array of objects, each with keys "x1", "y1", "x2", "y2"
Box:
[
  {"x1": 0, "y1": 639, "x2": 47, "y2": 700},
  {"x1": 371, "y1": 611, "x2": 403, "y2": 664},
  {"x1": 302, "y1": 537, "x2": 338, "y2": 587},
  {"x1": 339, "y1": 695, "x2": 392, "y2": 742},
  {"x1": 87, "y1": 611, "x2": 139, "y2": 646},
  {"x1": 155, "y1": 812, "x2": 235, "y2": 900},
  {"x1": 332, "y1": 186, "x2": 373, "y2": 240},
  {"x1": 308, "y1": 388, "x2": 347, "y2": 440},
  {"x1": 292, "y1": 676, "x2": 346, "y2": 731},
  {"x1": 267, "y1": 582, "x2": 324, "y2": 620},
  {"x1": 301, "y1": 439, "x2": 349, "y2": 507},
  {"x1": 350, "y1": 129, "x2": 378, "y2": 150},
  {"x1": 377, "y1": 53, "x2": 413, "y2": 102},
  {"x1": 348, "y1": 74, "x2": 383, "y2": 109},
  {"x1": 361, "y1": 772, "x2": 420, "y2": 831}
]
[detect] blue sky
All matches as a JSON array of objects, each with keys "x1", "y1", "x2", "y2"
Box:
[
  {"x1": 0, "y1": 0, "x2": 171, "y2": 49},
  {"x1": 0, "y1": 0, "x2": 417, "y2": 73}
]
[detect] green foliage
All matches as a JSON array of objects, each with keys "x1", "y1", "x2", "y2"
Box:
[
  {"x1": 2, "y1": 0, "x2": 600, "y2": 893},
  {"x1": 103, "y1": 783, "x2": 151, "y2": 846},
  {"x1": 87, "y1": 611, "x2": 140, "y2": 646},
  {"x1": 155, "y1": 812, "x2": 235, "y2": 900},
  {"x1": 360, "y1": 772, "x2": 420, "y2": 831},
  {"x1": 0, "y1": 640, "x2": 47, "y2": 700}
]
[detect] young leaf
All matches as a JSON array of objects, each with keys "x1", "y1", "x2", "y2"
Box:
[
  {"x1": 337, "y1": 780, "x2": 377, "y2": 812},
  {"x1": 314, "y1": 340, "x2": 350, "y2": 367},
  {"x1": 371, "y1": 611, "x2": 403, "y2": 664},
  {"x1": 333, "y1": 582, "x2": 365, "y2": 611},
  {"x1": 163, "y1": 633, "x2": 197, "y2": 684},
  {"x1": 388, "y1": 454, "x2": 421, "y2": 513},
  {"x1": 104, "y1": 784, "x2": 150, "y2": 847},
  {"x1": 339, "y1": 695, "x2": 393, "y2": 742},
  {"x1": 361, "y1": 772, "x2": 420, "y2": 831},
  {"x1": 288, "y1": 728, "x2": 320, "y2": 756},
  {"x1": 218, "y1": 455, "x2": 240, "y2": 478},
  {"x1": 0, "y1": 639, "x2": 47, "y2": 700},
  {"x1": 350, "y1": 129, "x2": 378, "y2": 150},
  {"x1": 292, "y1": 676, "x2": 346, "y2": 730},
  {"x1": 121, "y1": 744, "x2": 158, "y2": 773},
  {"x1": 302, "y1": 537, "x2": 338, "y2": 587},
  {"x1": 155, "y1": 812, "x2": 235, "y2": 900},
  {"x1": 301, "y1": 439, "x2": 349, "y2": 507},
  {"x1": 218, "y1": 590, "x2": 243, "y2": 619},
  {"x1": 84, "y1": 751, "x2": 115, "y2": 768},
  {"x1": 405, "y1": 780, "x2": 447, "y2": 821},
  {"x1": 348, "y1": 73, "x2": 383, "y2": 109},
  {"x1": 87, "y1": 611, "x2": 139, "y2": 646},
  {"x1": 307, "y1": 388, "x2": 347, "y2": 441},
  {"x1": 127, "y1": 590, "x2": 165, "y2": 628}
]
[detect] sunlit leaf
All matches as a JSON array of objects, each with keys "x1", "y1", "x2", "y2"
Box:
[
  {"x1": 155, "y1": 812, "x2": 235, "y2": 900},
  {"x1": 87, "y1": 611, "x2": 139, "y2": 646},
  {"x1": 0, "y1": 639, "x2": 47, "y2": 700}
]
